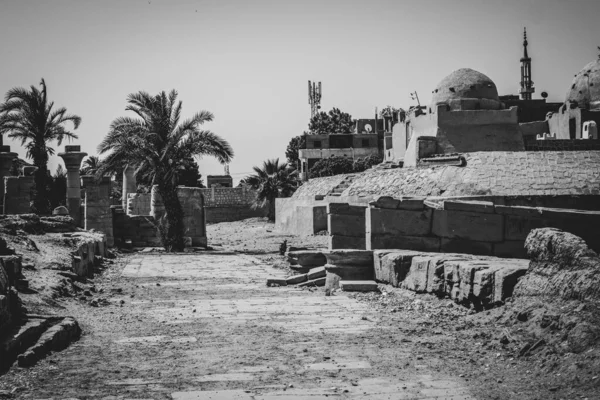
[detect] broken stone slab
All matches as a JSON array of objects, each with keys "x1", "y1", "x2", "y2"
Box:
[
  {"x1": 266, "y1": 277, "x2": 288, "y2": 287},
  {"x1": 401, "y1": 256, "x2": 431, "y2": 293},
  {"x1": 285, "y1": 274, "x2": 307, "y2": 285},
  {"x1": 324, "y1": 250, "x2": 374, "y2": 267},
  {"x1": 307, "y1": 266, "x2": 326, "y2": 280},
  {"x1": 328, "y1": 235, "x2": 366, "y2": 250},
  {"x1": 298, "y1": 277, "x2": 326, "y2": 287},
  {"x1": 286, "y1": 250, "x2": 327, "y2": 268},
  {"x1": 340, "y1": 280, "x2": 378, "y2": 292},
  {"x1": 369, "y1": 196, "x2": 425, "y2": 210},
  {"x1": 374, "y1": 250, "x2": 422, "y2": 287}
]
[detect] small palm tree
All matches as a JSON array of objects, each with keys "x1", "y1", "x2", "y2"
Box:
[
  {"x1": 0, "y1": 79, "x2": 81, "y2": 214},
  {"x1": 244, "y1": 158, "x2": 298, "y2": 221},
  {"x1": 80, "y1": 155, "x2": 101, "y2": 176},
  {"x1": 97, "y1": 90, "x2": 233, "y2": 251}
]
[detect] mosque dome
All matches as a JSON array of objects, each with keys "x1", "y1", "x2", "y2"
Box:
[
  {"x1": 431, "y1": 68, "x2": 501, "y2": 111},
  {"x1": 565, "y1": 58, "x2": 600, "y2": 110}
]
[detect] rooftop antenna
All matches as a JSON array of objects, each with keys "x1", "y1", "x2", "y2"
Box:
[
  {"x1": 410, "y1": 91, "x2": 421, "y2": 107},
  {"x1": 308, "y1": 80, "x2": 322, "y2": 118},
  {"x1": 224, "y1": 164, "x2": 230, "y2": 175}
]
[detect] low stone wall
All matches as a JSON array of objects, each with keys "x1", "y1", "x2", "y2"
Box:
[
  {"x1": 524, "y1": 139, "x2": 600, "y2": 151},
  {"x1": 112, "y1": 208, "x2": 161, "y2": 247},
  {"x1": 362, "y1": 197, "x2": 600, "y2": 258},
  {"x1": 127, "y1": 193, "x2": 151, "y2": 216},
  {"x1": 3, "y1": 176, "x2": 34, "y2": 215},
  {"x1": 328, "y1": 203, "x2": 367, "y2": 250},
  {"x1": 68, "y1": 232, "x2": 108, "y2": 277},
  {"x1": 373, "y1": 250, "x2": 529, "y2": 309},
  {"x1": 275, "y1": 198, "x2": 327, "y2": 235}
]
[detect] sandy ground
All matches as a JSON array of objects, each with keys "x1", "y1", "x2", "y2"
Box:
[{"x1": 0, "y1": 218, "x2": 598, "y2": 399}]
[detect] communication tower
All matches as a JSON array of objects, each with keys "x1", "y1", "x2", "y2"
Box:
[{"x1": 308, "y1": 80, "x2": 322, "y2": 118}]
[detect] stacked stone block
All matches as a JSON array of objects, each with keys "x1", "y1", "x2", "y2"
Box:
[
  {"x1": 327, "y1": 203, "x2": 367, "y2": 250},
  {"x1": 112, "y1": 208, "x2": 161, "y2": 247},
  {"x1": 82, "y1": 176, "x2": 114, "y2": 247},
  {"x1": 3, "y1": 176, "x2": 34, "y2": 214},
  {"x1": 127, "y1": 193, "x2": 151, "y2": 216},
  {"x1": 360, "y1": 196, "x2": 600, "y2": 258}
]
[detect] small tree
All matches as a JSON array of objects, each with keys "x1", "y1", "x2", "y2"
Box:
[
  {"x1": 353, "y1": 154, "x2": 383, "y2": 172},
  {"x1": 80, "y1": 155, "x2": 101, "y2": 176},
  {"x1": 308, "y1": 108, "x2": 354, "y2": 135},
  {"x1": 243, "y1": 158, "x2": 297, "y2": 221},
  {"x1": 285, "y1": 135, "x2": 306, "y2": 170},
  {"x1": 309, "y1": 156, "x2": 354, "y2": 178}
]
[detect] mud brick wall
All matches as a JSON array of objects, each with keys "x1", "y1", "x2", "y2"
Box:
[
  {"x1": 83, "y1": 177, "x2": 114, "y2": 247},
  {"x1": 3, "y1": 176, "x2": 34, "y2": 215},
  {"x1": 327, "y1": 203, "x2": 367, "y2": 250},
  {"x1": 365, "y1": 197, "x2": 600, "y2": 258},
  {"x1": 112, "y1": 209, "x2": 161, "y2": 247},
  {"x1": 524, "y1": 139, "x2": 600, "y2": 151},
  {"x1": 127, "y1": 193, "x2": 151, "y2": 216}
]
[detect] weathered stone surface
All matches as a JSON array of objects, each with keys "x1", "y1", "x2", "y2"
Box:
[
  {"x1": 286, "y1": 250, "x2": 327, "y2": 267},
  {"x1": 298, "y1": 277, "x2": 326, "y2": 287},
  {"x1": 457, "y1": 262, "x2": 490, "y2": 303},
  {"x1": 440, "y1": 238, "x2": 493, "y2": 256},
  {"x1": 325, "y1": 261, "x2": 374, "y2": 290},
  {"x1": 324, "y1": 250, "x2": 373, "y2": 266},
  {"x1": 494, "y1": 205, "x2": 543, "y2": 217},
  {"x1": 328, "y1": 235, "x2": 366, "y2": 250},
  {"x1": 285, "y1": 274, "x2": 307, "y2": 285},
  {"x1": 401, "y1": 256, "x2": 430, "y2": 293},
  {"x1": 369, "y1": 196, "x2": 425, "y2": 210},
  {"x1": 307, "y1": 266, "x2": 326, "y2": 280},
  {"x1": 328, "y1": 214, "x2": 365, "y2": 236},
  {"x1": 340, "y1": 280, "x2": 378, "y2": 292},
  {"x1": 504, "y1": 215, "x2": 544, "y2": 241},
  {"x1": 443, "y1": 200, "x2": 495, "y2": 214},
  {"x1": 514, "y1": 228, "x2": 600, "y2": 302},
  {"x1": 367, "y1": 208, "x2": 432, "y2": 236},
  {"x1": 266, "y1": 277, "x2": 288, "y2": 287},
  {"x1": 432, "y1": 210, "x2": 504, "y2": 242},
  {"x1": 52, "y1": 206, "x2": 69, "y2": 216},
  {"x1": 367, "y1": 234, "x2": 440, "y2": 252},
  {"x1": 376, "y1": 251, "x2": 421, "y2": 287}
]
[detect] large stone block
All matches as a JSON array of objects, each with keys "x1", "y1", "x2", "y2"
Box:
[
  {"x1": 340, "y1": 280, "x2": 378, "y2": 292},
  {"x1": 504, "y1": 215, "x2": 544, "y2": 241},
  {"x1": 369, "y1": 196, "x2": 425, "y2": 210},
  {"x1": 307, "y1": 266, "x2": 326, "y2": 280},
  {"x1": 377, "y1": 251, "x2": 421, "y2": 287},
  {"x1": 494, "y1": 205, "x2": 543, "y2": 217},
  {"x1": 328, "y1": 235, "x2": 366, "y2": 250},
  {"x1": 493, "y1": 240, "x2": 527, "y2": 259},
  {"x1": 367, "y1": 208, "x2": 432, "y2": 236},
  {"x1": 401, "y1": 256, "x2": 430, "y2": 293},
  {"x1": 328, "y1": 214, "x2": 365, "y2": 237},
  {"x1": 327, "y1": 203, "x2": 366, "y2": 216},
  {"x1": 286, "y1": 250, "x2": 327, "y2": 267},
  {"x1": 457, "y1": 262, "x2": 490, "y2": 303},
  {"x1": 440, "y1": 238, "x2": 493, "y2": 256},
  {"x1": 367, "y1": 234, "x2": 440, "y2": 252},
  {"x1": 432, "y1": 210, "x2": 504, "y2": 242}
]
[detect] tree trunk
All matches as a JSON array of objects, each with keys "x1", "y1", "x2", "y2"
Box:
[
  {"x1": 157, "y1": 183, "x2": 185, "y2": 252},
  {"x1": 31, "y1": 147, "x2": 50, "y2": 215}
]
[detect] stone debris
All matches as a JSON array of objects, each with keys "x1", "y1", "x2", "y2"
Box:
[
  {"x1": 298, "y1": 277, "x2": 326, "y2": 287},
  {"x1": 306, "y1": 266, "x2": 326, "y2": 280},
  {"x1": 285, "y1": 274, "x2": 307, "y2": 284},
  {"x1": 286, "y1": 250, "x2": 327, "y2": 269},
  {"x1": 339, "y1": 280, "x2": 378, "y2": 292},
  {"x1": 266, "y1": 277, "x2": 288, "y2": 287}
]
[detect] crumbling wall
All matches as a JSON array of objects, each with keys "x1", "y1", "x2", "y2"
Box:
[
  {"x1": 112, "y1": 208, "x2": 160, "y2": 247},
  {"x1": 514, "y1": 228, "x2": 600, "y2": 302},
  {"x1": 83, "y1": 176, "x2": 113, "y2": 247},
  {"x1": 361, "y1": 197, "x2": 600, "y2": 258},
  {"x1": 67, "y1": 232, "x2": 108, "y2": 277},
  {"x1": 3, "y1": 176, "x2": 34, "y2": 215},
  {"x1": 524, "y1": 139, "x2": 600, "y2": 151}
]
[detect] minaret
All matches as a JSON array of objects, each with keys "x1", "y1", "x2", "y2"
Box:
[{"x1": 519, "y1": 28, "x2": 535, "y2": 100}]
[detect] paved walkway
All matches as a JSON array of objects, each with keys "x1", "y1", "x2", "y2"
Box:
[{"x1": 25, "y1": 252, "x2": 476, "y2": 399}]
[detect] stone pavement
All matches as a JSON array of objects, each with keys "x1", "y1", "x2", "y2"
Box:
[{"x1": 20, "y1": 252, "x2": 477, "y2": 399}]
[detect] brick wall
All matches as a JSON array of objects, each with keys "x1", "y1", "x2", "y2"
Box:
[
  {"x1": 360, "y1": 197, "x2": 600, "y2": 258},
  {"x1": 3, "y1": 176, "x2": 34, "y2": 214},
  {"x1": 524, "y1": 138, "x2": 600, "y2": 151}
]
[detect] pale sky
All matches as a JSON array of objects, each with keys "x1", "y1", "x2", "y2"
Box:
[{"x1": 1, "y1": 0, "x2": 599, "y2": 184}]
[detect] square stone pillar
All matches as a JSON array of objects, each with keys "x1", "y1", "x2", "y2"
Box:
[
  {"x1": 58, "y1": 145, "x2": 87, "y2": 226},
  {"x1": 0, "y1": 146, "x2": 18, "y2": 210},
  {"x1": 122, "y1": 165, "x2": 137, "y2": 210},
  {"x1": 82, "y1": 175, "x2": 114, "y2": 247}
]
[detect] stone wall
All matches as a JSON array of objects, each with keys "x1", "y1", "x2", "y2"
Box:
[
  {"x1": 524, "y1": 138, "x2": 600, "y2": 151},
  {"x1": 3, "y1": 176, "x2": 34, "y2": 215},
  {"x1": 112, "y1": 208, "x2": 161, "y2": 247},
  {"x1": 275, "y1": 198, "x2": 327, "y2": 235},
  {"x1": 327, "y1": 203, "x2": 367, "y2": 250},
  {"x1": 68, "y1": 232, "x2": 108, "y2": 277},
  {"x1": 0, "y1": 255, "x2": 21, "y2": 333},
  {"x1": 177, "y1": 187, "x2": 207, "y2": 247},
  {"x1": 82, "y1": 176, "x2": 113, "y2": 247},
  {"x1": 362, "y1": 197, "x2": 600, "y2": 258},
  {"x1": 127, "y1": 193, "x2": 151, "y2": 216}
]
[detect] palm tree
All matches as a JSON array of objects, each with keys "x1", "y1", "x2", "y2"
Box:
[
  {"x1": 97, "y1": 90, "x2": 233, "y2": 251},
  {"x1": 0, "y1": 79, "x2": 81, "y2": 214},
  {"x1": 80, "y1": 155, "x2": 101, "y2": 176},
  {"x1": 244, "y1": 158, "x2": 298, "y2": 221}
]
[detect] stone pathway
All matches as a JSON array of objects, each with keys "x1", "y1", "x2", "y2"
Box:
[{"x1": 18, "y1": 252, "x2": 476, "y2": 399}]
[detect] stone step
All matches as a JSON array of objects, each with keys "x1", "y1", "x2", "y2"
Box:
[{"x1": 340, "y1": 280, "x2": 378, "y2": 292}]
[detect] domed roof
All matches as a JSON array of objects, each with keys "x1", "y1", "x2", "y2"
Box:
[
  {"x1": 431, "y1": 68, "x2": 499, "y2": 107},
  {"x1": 565, "y1": 58, "x2": 600, "y2": 110}
]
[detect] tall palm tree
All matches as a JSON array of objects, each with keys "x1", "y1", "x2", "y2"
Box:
[
  {"x1": 80, "y1": 155, "x2": 101, "y2": 176},
  {"x1": 97, "y1": 90, "x2": 233, "y2": 251},
  {"x1": 244, "y1": 158, "x2": 298, "y2": 221},
  {"x1": 0, "y1": 79, "x2": 81, "y2": 214}
]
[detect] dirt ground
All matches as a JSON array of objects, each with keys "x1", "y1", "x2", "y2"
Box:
[{"x1": 0, "y1": 217, "x2": 598, "y2": 399}]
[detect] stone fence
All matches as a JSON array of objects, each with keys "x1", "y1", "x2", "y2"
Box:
[
  {"x1": 3, "y1": 176, "x2": 34, "y2": 215},
  {"x1": 327, "y1": 197, "x2": 600, "y2": 258}
]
